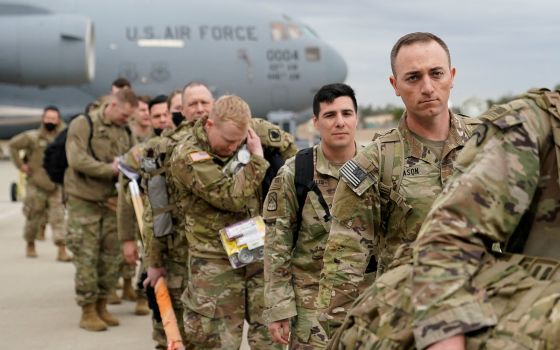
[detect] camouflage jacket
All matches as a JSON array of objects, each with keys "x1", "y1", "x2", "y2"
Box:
[
  {"x1": 142, "y1": 123, "x2": 193, "y2": 268},
  {"x1": 65, "y1": 102, "x2": 134, "y2": 202},
  {"x1": 317, "y1": 112, "x2": 480, "y2": 333},
  {"x1": 411, "y1": 89, "x2": 560, "y2": 349},
  {"x1": 263, "y1": 145, "x2": 341, "y2": 327},
  {"x1": 143, "y1": 117, "x2": 296, "y2": 266},
  {"x1": 9, "y1": 124, "x2": 64, "y2": 192},
  {"x1": 169, "y1": 118, "x2": 270, "y2": 259}
]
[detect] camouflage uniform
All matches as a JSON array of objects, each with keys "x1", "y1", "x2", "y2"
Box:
[
  {"x1": 169, "y1": 117, "x2": 294, "y2": 350},
  {"x1": 317, "y1": 112, "x2": 480, "y2": 335},
  {"x1": 65, "y1": 102, "x2": 134, "y2": 306},
  {"x1": 9, "y1": 124, "x2": 66, "y2": 244},
  {"x1": 330, "y1": 88, "x2": 560, "y2": 349},
  {"x1": 263, "y1": 145, "x2": 341, "y2": 349},
  {"x1": 141, "y1": 122, "x2": 194, "y2": 347}
]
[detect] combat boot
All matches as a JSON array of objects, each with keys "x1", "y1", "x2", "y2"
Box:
[
  {"x1": 79, "y1": 303, "x2": 107, "y2": 331},
  {"x1": 107, "y1": 290, "x2": 121, "y2": 304},
  {"x1": 121, "y1": 278, "x2": 137, "y2": 301},
  {"x1": 134, "y1": 295, "x2": 150, "y2": 315},
  {"x1": 56, "y1": 243, "x2": 72, "y2": 262},
  {"x1": 95, "y1": 298, "x2": 120, "y2": 326},
  {"x1": 26, "y1": 242, "x2": 37, "y2": 258}
]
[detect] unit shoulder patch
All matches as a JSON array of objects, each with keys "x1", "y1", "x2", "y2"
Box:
[{"x1": 266, "y1": 192, "x2": 278, "y2": 211}]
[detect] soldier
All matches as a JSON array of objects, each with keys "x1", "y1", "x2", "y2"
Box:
[
  {"x1": 111, "y1": 77, "x2": 131, "y2": 95},
  {"x1": 117, "y1": 94, "x2": 175, "y2": 348},
  {"x1": 65, "y1": 89, "x2": 137, "y2": 332},
  {"x1": 142, "y1": 82, "x2": 216, "y2": 348},
  {"x1": 330, "y1": 88, "x2": 560, "y2": 350},
  {"x1": 110, "y1": 95, "x2": 154, "y2": 306},
  {"x1": 9, "y1": 105, "x2": 71, "y2": 261},
  {"x1": 129, "y1": 95, "x2": 153, "y2": 143},
  {"x1": 316, "y1": 32, "x2": 481, "y2": 335},
  {"x1": 169, "y1": 95, "x2": 281, "y2": 349},
  {"x1": 263, "y1": 83, "x2": 359, "y2": 349},
  {"x1": 168, "y1": 89, "x2": 183, "y2": 113}
]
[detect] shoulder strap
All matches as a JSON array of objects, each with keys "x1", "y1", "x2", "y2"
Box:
[
  {"x1": 542, "y1": 90, "x2": 560, "y2": 183},
  {"x1": 294, "y1": 147, "x2": 331, "y2": 246},
  {"x1": 84, "y1": 114, "x2": 99, "y2": 161},
  {"x1": 376, "y1": 130, "x2": 411, "y2": 230}
]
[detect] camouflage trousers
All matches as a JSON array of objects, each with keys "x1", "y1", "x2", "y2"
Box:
[
  {"x1": 66, "y1": 196, "x2": 121, "y2": 306},
  {"x1": 329, "y1": 254, "x2": 560, "y2": 350},
  {"x1": 182, "y1": 256, "x2": 282, "y2": 350},
  {"x1": 22, "y1": 183, "x2": 66, "y2": 244},
  {"x1": 166, "y1": 258, "x2": 189, "y2": 345},
  {"x1": 119, "y1": 260, "x2": 136, "y2": 279}
]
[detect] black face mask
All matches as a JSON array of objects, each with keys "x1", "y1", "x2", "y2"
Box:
[
  {"x1": 44, "y1": 122, "x2": 58, "y2": 131},
  {"x1": 172, "y1": 111, "x2": 185, "y2": 127},
  {"x1": 153, "y1": 128, "x2": 163, "y2": 136}
]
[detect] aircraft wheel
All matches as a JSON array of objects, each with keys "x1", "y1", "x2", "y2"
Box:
[{"x1": 10, "y1": 182, "x2": 18, "y2": 202}]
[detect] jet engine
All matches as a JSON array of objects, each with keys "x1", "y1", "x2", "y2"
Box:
[{"x1": 0, "y1": 14, "x2": 95, "y2": 85}]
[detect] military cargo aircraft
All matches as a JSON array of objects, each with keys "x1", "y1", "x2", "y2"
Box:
[{"x1": 0, "y1": 0, "x2": 348, "y2": 138}]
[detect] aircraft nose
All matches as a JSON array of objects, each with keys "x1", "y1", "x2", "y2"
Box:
[{"x1": 324, "y1": 44, "x2": 348, "y2": 83}]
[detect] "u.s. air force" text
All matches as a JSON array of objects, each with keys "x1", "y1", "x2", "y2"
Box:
[{"x1": 126, "y1": 25, "x2": 257, "y2": 41}]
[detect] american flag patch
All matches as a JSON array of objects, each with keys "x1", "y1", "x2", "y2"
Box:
[
  {"x1": 189, "y1": 151, "x2": 212, "y2": 162},
  {"x1": 340, "y1": 159, "x2": 367, "y2": 188}
]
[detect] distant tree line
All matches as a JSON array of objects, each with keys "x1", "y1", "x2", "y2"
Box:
[{"x1": 358, "y1": 104, "x2": 403, "y2": 124}]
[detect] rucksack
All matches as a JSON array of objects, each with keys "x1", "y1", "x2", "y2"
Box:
[
  {"x1": 293, "y1": 147, "x2": 331, "y2": 246},
  {"x1": 43, "y1": 114, "x2": 94, "y2": 184}
]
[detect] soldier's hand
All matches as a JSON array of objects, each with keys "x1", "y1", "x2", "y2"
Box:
[
  {"x1": 122, "y1": 240, "x2": 138, "y2": 265},
  {"x1": 111, "y1": 157, "x2": 120, "y2": 175},
  {"x1": 20, "y1": 164, "x2": 31, "y2": 175},
  {"x1": 268, "y1": 319, "x2": 290, "y2": 345},
  {"x1": 427, "y1": 335, "x2": 465, "y2": 350},
  {"x1": 246, "y1": 127, "x2": 264, "y2": 157},
  {"x1": 144, "y1": 266, "x2": 166, "y2": 288}
]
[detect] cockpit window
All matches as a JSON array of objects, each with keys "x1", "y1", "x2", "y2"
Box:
[
  {"x1": 287, "y1": 24, "x2": 301, "y2": 39},
  {"x1": 303, "y1": 25, "x2": 319, "y2": 38},
  {"x1": 271, "y1": 22, "x2": 287, "y2": 41},
  {"x1": 271, "y1": 22, "x2": 302, "y2": 41}
]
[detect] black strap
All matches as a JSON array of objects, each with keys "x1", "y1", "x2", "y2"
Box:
[
  {"x1": 294, "y1": 147, "x2": 331, "y2": 247},
  {"x1": 84, "y1": 114, "x2": 98, "y2": 161}
]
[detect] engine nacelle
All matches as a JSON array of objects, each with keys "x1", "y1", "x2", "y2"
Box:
[{"x1": 0, "y1": 14, "x2": 95, "y2": 85}]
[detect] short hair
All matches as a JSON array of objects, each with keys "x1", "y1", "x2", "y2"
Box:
[
  {"x1": 312, "y1": 83, "x2": 357, "y2": 116},
  {"x1": 209, "y1": 95, "x2": 251, "y2": 129},
  {"x1": 114, "y1": 88, "x2": 139, "y2": 108},
  {"x1": 182, "y1": 81, "x2": 213, "y2": 99},
  {"x1": 390, "y1": 32, "x2": 451, "y2": 75},
  {"x1": 137, "y1": 95, "x2": 151, "y2": 105},
  {"x1": 112, "y1": 77, "x2": 131, "y2": 89},
  {"x1": 43, "y1": 105, "x2": 60, "y2": 115},
  {"x1": 167, "y1": 89, "x2": 182, "y2": 109},
  {"x1": 149, "y1": 94, "x2": 168, "y2": 112}
]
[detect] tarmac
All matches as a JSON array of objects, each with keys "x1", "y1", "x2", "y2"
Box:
[{"x1": 0, "y1": 159, "x2": 251, "y2": 349}]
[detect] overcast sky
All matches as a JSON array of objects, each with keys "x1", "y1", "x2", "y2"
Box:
[{"x1": 253, "y1": 0, "x2": 560, "y2": 109}]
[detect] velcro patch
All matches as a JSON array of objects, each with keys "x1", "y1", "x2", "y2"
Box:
[
  {"x1": 189, "y1": 151, "x2": 212, "y2": 162},
  {"x1": 340, "y1": 159, "x2": 367, "y2": 188},
  {"x1": 269, "y1": 129, "x2": 281, "y2": 142},
  {"x1": 266, "y1": 192, "x2": 278, "y2": 211}
]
